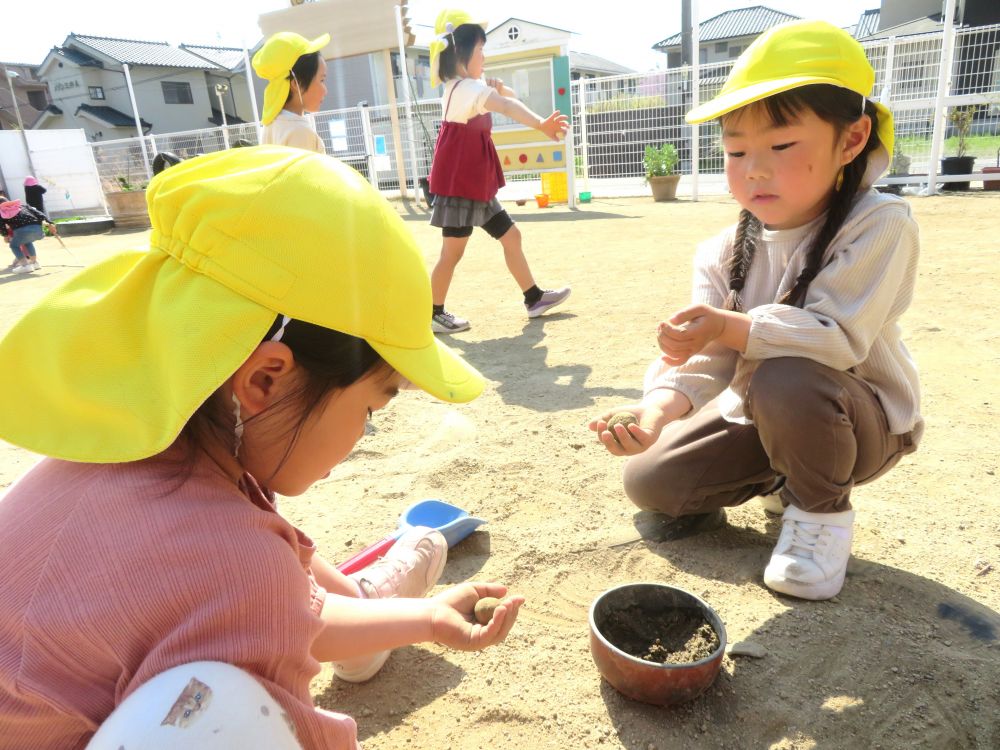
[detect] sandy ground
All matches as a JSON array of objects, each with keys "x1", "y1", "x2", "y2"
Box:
[{"x1": 1, "y1": 192, "x2": 998, "y2": 749}]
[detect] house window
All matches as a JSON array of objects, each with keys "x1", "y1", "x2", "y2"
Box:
[
  {"x1": 668, "y1": 52, "x2": 681, "y2": 67},
  {"x1": 699, "y1": 48, "x2": 708, "y2": 65},
  {"x1": 27, "y1": 90, "x2": 48, "y2": 109},
  {"x1": 89, "y1": 86, "x2": 105, "y2": 100},
  {"x1": 161, "y1": 81, "x2": 193, "y2": 104},
  {"x1": 715, "y1": 42, "x2": 728, "y2": 53},
  {"x1": 507, "y1": 25, "x2": 520, "y2": 41},
  {"x1": 728, "y1": 46, "x2": 743, "y2": 58}
]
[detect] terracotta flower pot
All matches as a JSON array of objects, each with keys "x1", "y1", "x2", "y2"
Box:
[
  {"x1": 648, "y1": 174, "x2": 680, "y2": 202},
  {"x1": 106, "y1": 190, "x2": 150, "y2": 230}
]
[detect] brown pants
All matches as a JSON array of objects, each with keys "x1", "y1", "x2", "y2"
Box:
[{"x1": 623, "y1": 358, "x2": 918, "y2": 515}]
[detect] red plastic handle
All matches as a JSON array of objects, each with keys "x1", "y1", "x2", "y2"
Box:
[{"x1": 336, "y1": 535, "x2": 398, "y2": 575}]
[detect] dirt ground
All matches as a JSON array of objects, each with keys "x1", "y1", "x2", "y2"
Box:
[{"x1": 1, "y1": 191, "x2": 998, "y2": 749}]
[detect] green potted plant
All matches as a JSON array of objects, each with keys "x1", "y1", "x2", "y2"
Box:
[
  {"x1": 940, "y1": 106, "x2": 976, "y2": 191},
  {"x1": 643, "y1": 143, "x2": 680, "y2": 201},
  {"x1": 880, "y1": 142, "x2": 911, "y2": 195}
]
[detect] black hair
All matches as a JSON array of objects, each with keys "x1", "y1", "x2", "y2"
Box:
[
  {"x1": 436, "y1": 23, "x2": 487, "y2": 82},
  {"x1": 178, "y1": 315, "x2": 388, "y2": 484},
  {"x1": 288, "y1": 51, "x2": 323, "y2": 100},
  {"x1": 722, "y1": 84, "x2": 882, "y2": 311}
]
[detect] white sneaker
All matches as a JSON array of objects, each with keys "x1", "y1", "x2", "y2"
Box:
[
  {"x1": 764, "y1": 505, "x2": 854, "y2": 600},
  {"x1": 431, "y1": 309, "x2": 470, "y2": 334},
  {"x1": 11, "y1": 264, "x2": 35, "y2": 275},
  {"x1": 334, "y1": 527, "x2": 448, "y2": 684},
  {"x1": 351, "y1": 526, "x2": 448, "y2": 599},
  {"x1": 30, "y1": 261, "x2": 40, "y2": 271},
  {"x1": 332, "y1": 650, "x2": 392, "y2": 683}
]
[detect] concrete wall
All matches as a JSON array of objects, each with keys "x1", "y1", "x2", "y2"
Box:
[{"x1": 0, "y1": 129, "x2": 105, "y2": 215}]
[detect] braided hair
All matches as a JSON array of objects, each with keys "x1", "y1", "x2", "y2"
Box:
[{"x1": 722, "y1": 84, "x2": 882, "y2": 312}]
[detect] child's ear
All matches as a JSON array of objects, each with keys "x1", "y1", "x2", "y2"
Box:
[
  {"x1": 841, "y1": 114, "x2": 873, "y2": 165},
  {"x1": 231, "y1": 341, "x2": 296, "y2": 416}
]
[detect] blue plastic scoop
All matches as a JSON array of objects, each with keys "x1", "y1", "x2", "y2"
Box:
[{"x1": 337, "y1": 499, "x2": 486, "y2": 574}]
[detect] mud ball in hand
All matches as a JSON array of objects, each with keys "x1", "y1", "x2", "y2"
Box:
[
  {"x1": 474, "y1": 597, "x2": 501, "y2": 625},
  {"x1": 605, "y1": 413, "x2": 638, "y2": 445}
]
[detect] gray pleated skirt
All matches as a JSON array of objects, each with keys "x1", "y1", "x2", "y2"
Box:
[{"x1": 430, "y1": 195, "x2": 504, "y2": 229}]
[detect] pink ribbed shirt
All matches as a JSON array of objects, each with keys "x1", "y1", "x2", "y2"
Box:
[{"x1": 0, "y1": 452, "x2": 358, "y2": 749}]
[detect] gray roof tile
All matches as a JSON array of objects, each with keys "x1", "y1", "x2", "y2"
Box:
[
  {"x1": 653, "y1": 5, "x2": 800, "y2": 49},
  {"x1": 76, "y1": 102, "x2": 152, "y2": 128},
  {"x1": 72, "y1": 34, "x2": 219, "y2": 68},
  {"x1": 180, "y1": 45, "x2": 246, "y2": 71}
]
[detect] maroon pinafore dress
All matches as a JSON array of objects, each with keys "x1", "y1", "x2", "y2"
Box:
[{"x1": 429, "y1": 79, "x2": 506, "y2": 227}]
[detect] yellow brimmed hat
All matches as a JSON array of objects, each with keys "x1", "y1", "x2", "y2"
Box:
[
  {"x1": 429, "y1": 9, "x2": 488, "y2": 88},
  {"x1": 0, "y1": 147, "x2": 485, "y2": 463},
  {"x1": 686, "y1": 20, "x2": 893, "y2": 182},
  {"x1": 252, "y1": 31, "x2": 330, "y2": 125}
]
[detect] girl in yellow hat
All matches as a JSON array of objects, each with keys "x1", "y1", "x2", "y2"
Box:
[
  {"x1": 0, "y1": 147, "x2": 522, "y2": 749},
  {"x1": 590, "y1": 20, "x2": 922, "y2": 602},
  {"x1": 426, "y1": 9, "x2": 571, "y2": 333},
  {"x1": 253, "y1": 32, "x2": 331, "y2": 153}
]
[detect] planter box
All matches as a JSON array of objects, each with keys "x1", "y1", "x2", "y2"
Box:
[
  {"x1": 648, "y1": 174, "x2": 680, "y2": 202},
  {"x1": 106, "y1": 190, "x2": 150, "y2": 230},
  {"x1": 982, "y1": 167, "x2": 1000, "y2": 191}
]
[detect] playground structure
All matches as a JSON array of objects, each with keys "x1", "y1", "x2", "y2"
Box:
[
  {"x1": 258, "y1": 0, "x2": 421, "y2": 198},
  {"x1": 482, "y1": 19, "x2": 577, "y2": 206}
]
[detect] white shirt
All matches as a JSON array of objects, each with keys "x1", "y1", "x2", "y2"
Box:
[
  {"x1": 440, "y1": 78, "x2": 493, "y2": 123},
  {"x1": 645, "y1": 189, "x2": 922, "y2": 436},
  {"x1": 262, "y1": 110, "x2": 325, "y2": 154}
]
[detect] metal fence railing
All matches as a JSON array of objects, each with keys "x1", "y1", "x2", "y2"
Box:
[{"x1": 84, "y1": 22, "x2": 1000, "y2": 202}]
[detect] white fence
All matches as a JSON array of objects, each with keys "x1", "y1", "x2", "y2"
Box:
[{"x1": 80, "y1": 23, "x2": 1000, "y2": 204}]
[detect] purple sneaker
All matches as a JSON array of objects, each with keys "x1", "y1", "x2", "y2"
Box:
[{"x1": 525, "y1": 287, "x2": 571, "y2": 318}]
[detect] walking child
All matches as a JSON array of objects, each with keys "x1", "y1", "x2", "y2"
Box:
[
  {"x1": 254, "y1": 31, "x2": 330, "y2": 153},
  {"x1": 0, "y1": 147, "x2": 524, "y2": 749},
  {"x1": 427, "y1": 9, "x2": 571, "y2": 333},
  {"x1": 23, "y1": 176, "x2": 47, "y2": 215},
  {"x1": 590, "y1": 21, "x2": 922, "y2": 601}
]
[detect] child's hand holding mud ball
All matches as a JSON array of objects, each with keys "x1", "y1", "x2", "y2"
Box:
[{"x1": 604, "y1": 413, "x2": 639, "y2": 446}]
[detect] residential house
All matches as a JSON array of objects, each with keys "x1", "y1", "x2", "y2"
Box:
[
  {"x1": 651, "y1": 6, "x2": 800, "y2": 68},
  {"x1": 34, "y1": 34, "x2": 253, "y2": 141},
  {"x1": 0, "y1": 62, "x2": 50, "y2": 130}
]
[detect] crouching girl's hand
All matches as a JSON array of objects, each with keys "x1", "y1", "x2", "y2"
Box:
[{"x1": 429, "y1": 582, "x2": 525, "y2": 651}]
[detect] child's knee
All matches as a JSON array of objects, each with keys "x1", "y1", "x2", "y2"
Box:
[{"x1": 622, "y1": 456, "x2": 689, "y2": 516}]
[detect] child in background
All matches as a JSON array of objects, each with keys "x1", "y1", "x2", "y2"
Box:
[
  {"x1": 0, "y1": 147, "x2": 523, "y2": 750},
  {"x1": 254, "y1": 31, "x2": 330, "y2": 153},
  {"x1": 427, "y1": 8, "x2": 571, "y2": 333},
  {"x1": 590, "y1": 21, "x2": 922, "y2": 601},
  {"x1": 23, "y1": 176, "x2": 47, "y2": 215},
  {"x1": 0, "y1": 197, "x2": 52, "y2": 274}
]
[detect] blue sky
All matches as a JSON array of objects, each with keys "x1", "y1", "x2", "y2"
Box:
[{"x1": 5, "y1": 1, "x2": 879, "y2": 71}]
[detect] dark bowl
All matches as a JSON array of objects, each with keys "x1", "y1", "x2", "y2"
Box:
[{"x1": 589, "y1": 582, "x2": 727, "y2": 706}]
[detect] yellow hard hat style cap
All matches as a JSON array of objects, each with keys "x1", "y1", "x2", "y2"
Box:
[
  {"x1": 429, "y1": 8, "x2": 488, "y2": 88},
  {"x1": 252, "y1": 31, "x2": 330, "y2": 125},
  {"x1": 686, "y1": 20, "x2": 893, "y2": 177},
  {"x1": 0, "y1": 147, "x2": 485, "y2": 463}
]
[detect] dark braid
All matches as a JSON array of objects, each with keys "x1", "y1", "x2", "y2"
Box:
[
  {"x1": 725, "y1": 208, "x2": 762, "y2": 312},
  {"x1": 723, "y1": 85, "x2": 883, "y2": 310}
]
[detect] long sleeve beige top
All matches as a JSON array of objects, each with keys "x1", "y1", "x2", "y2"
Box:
[
  {"x1": 0, "y1": 452, "x2": 358, "y2": 749},
  {"x1": 645, "y1": 189, "x2": 922, "y2": 436}
]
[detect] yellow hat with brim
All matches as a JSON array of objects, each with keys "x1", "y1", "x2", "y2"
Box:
[
  {"x1": 686, "y1": 20, "x2": 893, "y2": 185},
  {"x1": 429, "y1": 9, "x2": 488, "y2": 88},
  {"x1": 253, "y1": 31, "x2": 330, "y2": 125},
  {"x1": 0, "y1": 147, "x2": 485, "y2": 463}
]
